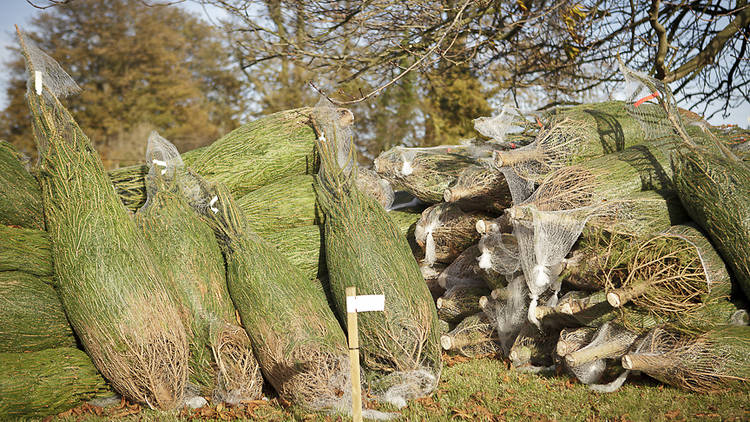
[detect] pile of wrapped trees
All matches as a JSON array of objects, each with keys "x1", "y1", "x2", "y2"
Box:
[
  {"x1": 374, "y1": 68, "x2": 750, "y2": 393},
  {"x1": 3, "y1": 32, "x2": 749, "y2": 419},
  {"x1": 0, "y1": 32, "x2": 438, "y2": 419}
]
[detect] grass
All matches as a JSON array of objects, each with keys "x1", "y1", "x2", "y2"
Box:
[{"x1": 46, "y1": 354, "x2": 749, "y2": 422}]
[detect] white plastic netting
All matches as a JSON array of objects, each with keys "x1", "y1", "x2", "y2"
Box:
[
  {"x1": 494, "y1": 117, "x2": 587, "y2": 180},
  {"x1": 21, "y1": 31, "x2": 80, "y2": 99},
  {"x1": 511, "y1": 206, "x2": 597, "y2": 326},
  {"x1": 507, "y1": 165, "x2": 614, "y2": 327},
  {"x1": 437, "y1": 245, "x2": 489, "y2": 290},
  {"x1": 619, "y1": 59, "x2": 687, "y2": 144},
  {"x1": 356, "y1": 167, "x2": 395, "y2": 210},
  {"x1": 414, "y1": 203, "x2": 473, "y2": 267},
  {"x1": 485, "y1": 275, "x2": 529, "y2": 354},
  {"x1": 313, "y1": 98, "x2": 356, "y2": 189},
  {"x1": 20, "y1": 30, "x2": 81, "y2": 157},
  {"x1": 564, "y1": 322, "x2": 638, "y2": 392},
  {"x1": 477, "y1": 231, "x2": 520, "y2": 282},
  {"x1": 473, "y1": 104, "x2": 529, "y2": 146},
  {"x1": 140, "y1": 131, "x2": 185, "y2": 212}
]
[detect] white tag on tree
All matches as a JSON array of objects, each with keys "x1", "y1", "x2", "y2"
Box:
[
  {"x1": 346, "y1": 294, "x2": 385, "y2": 313},
  {"x1": 35, "y1": 71, "x2": 43, "y2": 95}
]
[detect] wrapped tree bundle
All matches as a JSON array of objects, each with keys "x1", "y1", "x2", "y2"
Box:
[
  {"x1": 0, "y1": 224, "x2": 52, "y2": 276},
  {"x1": 356, "y1": 167, "x2": 395, "y2": 209},
  {"x1": 415, "y1": 203, "x2": 491, "y2": 266},
  {"x1": 134, "y1": 133, "x2": 262, "y2": 403},
  {"x1": 236, "y1": 174, "x2": 320, "y2": 235},
  {"x1": 622, "y1": 325, "x2": 750, "y2": 392},
  {"x1": 436, "y1": 286, "x2": 489, "y2": 324},
  {"x1": 0, "y1": 140, "x2": 43, "y2": 229},
  {"x1": 261, "y1": 215, "x2": 421, "y2": 284},
  {"x1": 572, "y1": 140, "x2": 674, "y2": 202},
  {"x1": 560, "y1": 322, "x2": 635, "y2": 390},
  {"x1": 183, "y1": 174, "x2": 351, "y2": 410},
  {"x1": 440, "y1": 312, "x2": 501, "y2": 357},
  {"x1": 556, "y1": 327, "x2": 597, "y2": 361},
  {"x1": 262, "y1": 224, "x2": 325, "y2": 281},
  {"x1": 374, "y1": 145, "x2": 481, "y2": 203},
  {"x1": 443, "y1": 165, "x2": 512, "y2": 213},
  {"x1": 20, "y1": 33, "x2": 188, "y2": 409},
  {"x1": 314, "y1": 101, "x2": 442, "y2": 406},
  {"x1": 437, "y1": 245, "x2": 496, "y2": 290},
  {"x1": 484, "y1": 276, "x2": 529, "y2": 353},
  {"x1": 606, "y1": 224, "x2": 735, "y2": 332},
  {"x1": 563, "y1": 322, "x2": 638, "y2": 368},
  {"x1": 109, "y1": 107, "x2": 354, "y2": 211},
  {"x1": 476, "y1": 231, "x2": 520, "y2": 289},
  {"x1": 543, "y1": 101, "x2": 647, "y2": 160},
  {"x1": 0, "y1": 271, "x2": 76, "y2": 352},
  {"x1": 562, "y1": 191, "x2": 689, "y2": 291},
  {"x1": 509, "y1": 321, "x2": 558, "y2": 369},
  {"x1": 0, "y1": 348, "x2": 110, "y2": 418},
  {"x1": 672, "y1": 147, "x2": 750, "y2": 300}
]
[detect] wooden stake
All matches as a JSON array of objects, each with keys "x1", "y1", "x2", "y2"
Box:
[{"x1": 346, "y1": 286, "x2": 363, "y2": 422}]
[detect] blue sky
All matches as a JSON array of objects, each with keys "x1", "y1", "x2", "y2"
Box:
[{"x1": 1, "y1": 0, "x2": 748, "y2": 128}]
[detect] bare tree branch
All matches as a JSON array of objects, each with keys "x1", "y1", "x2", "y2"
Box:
[{"x1": 663, "y1": 3, "x2": 750, "y2": 82}]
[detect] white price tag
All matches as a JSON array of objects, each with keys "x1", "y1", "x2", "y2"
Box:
[{"x1": 346, "y1": 294, "x2": 385, "y2": 313}]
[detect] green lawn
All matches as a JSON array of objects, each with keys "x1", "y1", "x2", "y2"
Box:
[{"x1": 50, "y1": 356, "x2": 749, "y2": 422}]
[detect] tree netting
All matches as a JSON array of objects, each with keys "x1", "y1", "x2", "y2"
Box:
[
  {"x1": 672, "y1": 147, "x2": 750, "y2": 301},
  {"x1": 477, "y1": 231, "x2": 520, "y2": 288},
  {"x1": 0, "y1": 140, "x2": 44, "y2": 229},
  {"x1": 493, "y1": 117, "x2": 589, "y2": 180},
  {"x1": 542, "y1": 101, "x2": 648, "y2": 159},
  {"x1": 563, "y1": 322, "x2": 638, "y2": 369},
  {"x1": 619, "y1": 60, "x2": 689, "y2": 146},
  {"x1": 440, "y1": 312, "x2": 502, "y2": 357},
  {"x1": 0, "y1": 271, "x2": 77, "y2": 352},
  {"x1": 436, "y1": 244, "x2": 503, "y2": 291},
  {"x1": 508, "y1": 166, "x2": 613, "y2": 327},
  {"x1": 561, "y1": 322, "x2": 637, "y2": 391},
  {"x1": 374, "y1": 145, "x2": 483, "y2": 203},
  {"x1": 179, "y1": 173, "x2": 352, "y2": 411},
  {"x1": 622, "y1": 325, "x2": 750, "y2": 393},
  {"x1": 0, "y1": 348, "x2": 110, "y2": 419},
  {"x1": 473, "y1": 104, "x2": 531, "y2": 147},
  {"x1": 443, "y1": 165, "x2": 512, "y2": 213},
  {"x1": 415, "y1": 203, "x2": 490, "y2": 267},
  {"x1": 356, "y1": 167, "x2": 395, "y2": 210},
  {"x1": 134, "y1": 132, "x2": 263, "y2": 404},
  {"x1": 483, "y1": 275, "x2": 530, "y2": 354},
  {"x1": 235, "y1": 174, "x2": 320, "y2": 235},
  {"x1": 436, "y1": 285, "x2": 489, "y2": 324},
  {"x1": 605, "y1": 224, "x2": 735, "y2": 333},
  {"x1": 313, "y1": 99, "x2": 442, "y2": 407},
  {"x1": 0, "y1": 224, "x2": 52, "y2": 276},
  {"x1": 20, "y1": 30, "x2": 189, "y2": 410}
]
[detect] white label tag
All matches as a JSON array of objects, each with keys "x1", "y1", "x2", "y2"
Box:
[
  {"x1": 346, "y1": 295, "x2": 385, "y2": 313},
  {"x1": 35, "y1": 71, "x2": 43, "y2": 95}
]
